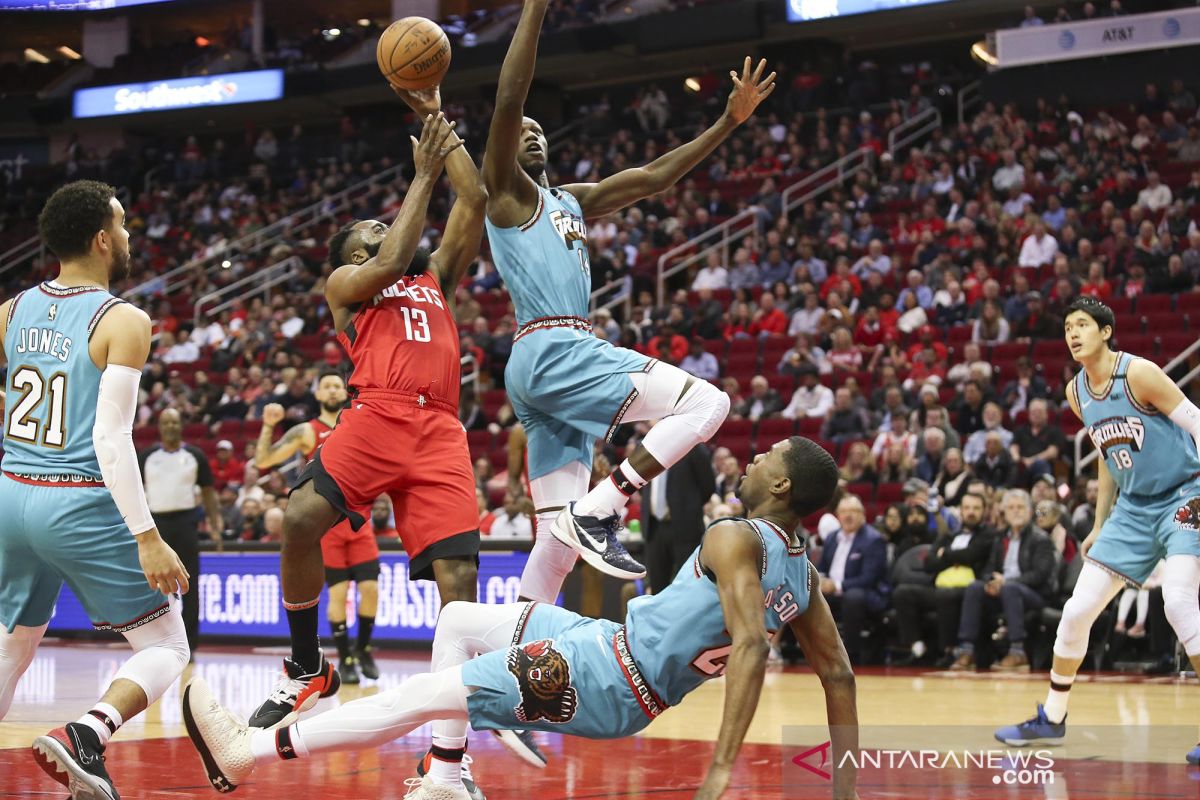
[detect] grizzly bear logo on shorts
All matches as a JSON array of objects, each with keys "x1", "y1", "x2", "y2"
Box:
[
  {"x1": 507, "y1": 639, "x2": 578, "y2": 724},
  {"x1": 1175, "y1": 497, "x2": 1200, "y2": 532}
]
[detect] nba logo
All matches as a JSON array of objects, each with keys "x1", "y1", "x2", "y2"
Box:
[{"x1": 48, "y1": 304, "x2": 57, "y2": 321}]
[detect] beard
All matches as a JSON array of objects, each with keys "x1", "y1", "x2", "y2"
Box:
[
  {"x1": 733, "y1": 475, "x2": 746, "y2": 501},
  {"x1": 321, "y1": 399, "x2": 345, "y2": 414},
  {"x1": 109, "y1": 247, "x2": 131, "y2": 282}
]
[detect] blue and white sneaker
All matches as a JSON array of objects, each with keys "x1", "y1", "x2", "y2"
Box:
[
  {"x1": 1186, "y1": 743, "x2": 1200, "y2": 765},
  {"x1": 491, "y1": 729, "x2": 548, "y2": 769},
  {"x1": 551, "y1": 502, "x2": 646, "y2": 580},
  {"x1": 994, "y1": 704, "x2": 1066, "y2": 746}
]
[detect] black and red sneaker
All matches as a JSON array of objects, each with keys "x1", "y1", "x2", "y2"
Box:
[
  {"x1": 248, "y1": 651, "x2": 341, "y2": 729},
  {"x1": 31, "y1": 723, "x2": 119, "y2": 800}
]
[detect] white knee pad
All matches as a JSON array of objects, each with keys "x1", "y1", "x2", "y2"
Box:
[
  {"x1": 628, "y1": 362, "x2": 729, "y2": 441},
  {"x1": 0, "y1": 623, "x2": 46, "y2": 720},
  {"x1": 114, "y1": 597, "x2": 190, "y2": 703},
  {"x1": 1053, "y1": 562, "x2": 1124, "y2": 661},
  {"x1": 1162, "y1": 555, "x2": 1200, "y2": 657}
]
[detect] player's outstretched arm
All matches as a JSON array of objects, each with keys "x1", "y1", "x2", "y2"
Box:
[
  {"x1": 326, "y1": 113, "x2": 462, "y2": 310},
  {"x1": 254, "y1": 403, "x2": 314, "y2": 470},
  {"x1": 483, "y1": 0, "x2": 548, "y2": 222},
  {"x1": 695, "y1": 520, "x2": 771, "y2": 800},
  {"x1": 92, "y1": 303, "x2": 190, "y2": 597},
  {"x1": 562, "y1": 58, "x2": 775, "y2": 220},
  {"x1": 788, "y1": 562, "x2": 859, "y2": 800}
]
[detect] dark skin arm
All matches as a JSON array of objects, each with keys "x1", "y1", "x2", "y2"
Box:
[
  {"x1": 788, "y1": 561, "x2": 859, "y2": 800},
  {"x1": 694, "y1": 521, "x2": 772, "y2": 800},
  {"x1": 507, "y1": 423, "x2": 528, "y2": 498},
  {"x1": 483, "y1": 0, "x2": 550, "y2": 227},
  {"x1": 396, "y1": 88, "x2": 489, "y2": 301},
  {"x1": 562, "y1": 58, "x2": 776, "y2": 220},
  {"x1": 326, "y1": 113, "x2": 463, "y2": 332}
]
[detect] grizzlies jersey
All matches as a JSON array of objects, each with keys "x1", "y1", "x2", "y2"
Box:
[
  {"x1": 625, "y1": 517, "x2": 811, "y2": 707},
  {"x1": 1077, "y1": 351, "x2": 1200, "y2": 496},
  {"x1": 485, "y1": 185, "x2": 590, "y2": 327},
  {"x1": 2, "y1": 283, "x2": 123, "y2": 479}
]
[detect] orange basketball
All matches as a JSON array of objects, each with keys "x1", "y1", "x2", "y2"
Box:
[{"x1": 376, "y1": 17, "x2": 451, "y2": 91}]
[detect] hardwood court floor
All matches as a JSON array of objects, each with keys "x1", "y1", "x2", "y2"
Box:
[{"x1": 2, "y1": 641, "x2": 1198, "y2": 799}]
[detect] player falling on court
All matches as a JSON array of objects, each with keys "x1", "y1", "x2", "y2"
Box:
[
  {"x1": 0, "y1": 180, "x2": 191, "y2": 800},
  {"x1": 183, "y1": 437, "x2": 860, "y2": 800},
  {"x1": 483, "y1": 0, "x2": 774, "y2": 600},
  {"x1": 995, "y1": 297, "x2": 1200, "y2": 761},
  {"x1": 255, "y1": 372, "x2": 382, "y2": 686},
  {"x1": 248, "y1": 98, "x2": 488, "y2": 731}
]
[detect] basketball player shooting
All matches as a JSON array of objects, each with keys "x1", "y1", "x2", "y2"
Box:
[
  {"x1": 248, "y1": 102, "x2": 489, "y2": 731},
  {"x1": 483, "y1": 0, "x2": 775, "y2": 598},
  {"x1": 994, "y1": 297, "x2": 1200, "y2": 762},
  {"x1": 183, "y1": 437, "x2": 859, "y2": 800}
]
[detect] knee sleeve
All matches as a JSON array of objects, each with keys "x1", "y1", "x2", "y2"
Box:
[
  {"x1": 1162, "y1": 555, "x2": 1200, "y2": 657},
  {"x1": 1053, "y1": 563, "x2": 1124, "y2": 661},
  {"x1": 114, "y1": 597, "x2": 190, "y2": 703},
  {"x1": 433, "y1": 601, "x2": 526, "y2": 669},
  {"x1": 0, "y1": 623, "x2": 46, "y2": 720},
  {"x1": 632, "y1": 365, "x2": 729, "y2": 466}
]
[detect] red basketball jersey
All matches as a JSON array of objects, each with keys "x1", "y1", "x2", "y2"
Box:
[
  {"x1": 336, "y1": 272, "x2": 462, "y2": 408},
  {"x1": 306, "y1": 417, "x2": 336, "y2": 461}
]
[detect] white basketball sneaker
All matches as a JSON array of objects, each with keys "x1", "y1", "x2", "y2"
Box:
[{"x1": 182, "y1": 677, "x2": 256, "y2": 793}]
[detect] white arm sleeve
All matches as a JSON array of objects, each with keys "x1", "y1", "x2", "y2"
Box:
[
  {"x1": 93, "y1": 364, "x2": 155, "y2": 536},
  {"x1": 1169, "y1": 398, "x2": 1200, "y2": 437}
]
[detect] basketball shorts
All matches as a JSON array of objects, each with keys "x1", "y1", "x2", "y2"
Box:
[
  {"x1": 505, "y1": 327, "x2": 652, "y2": 480},
  {"x1": 0, "y1": 474, "x2": 167, "y2": 632},
  {"x1": 1087, "y1": 474, "x2": 1200, "y2": 585},
  {"x1": 462, "y1": 602, "x2": 667, "y2": 740},
  {"x1": 297, "y1": 391, "x2": 479, "y2": 582},
  {"x1": 321, "y1": 518, "x2": 381, "y2": 586}
]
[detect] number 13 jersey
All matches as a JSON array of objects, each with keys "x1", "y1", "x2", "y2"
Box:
[
  {"x1": 1076, "y1": 350, "x2": 1200, "y2": 497},
  {"x1": 3, "y1": 283, "x2": 124, "y2": 479},
  {"x1": 336, "y1": 272, "x2": 462, "y2": 408}
]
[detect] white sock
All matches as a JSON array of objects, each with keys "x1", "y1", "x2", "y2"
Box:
[
  {"x1": 77, "y1": 702, "x2": 123, "y2": 746},
  {"x1": 428, "y1": 734, "x2": 467, "y2": 787},
  {"x1": 574, "y1": 461, "x2": 647, "y2": 519},
  {"x1": 250, "y1": 728, "x2": 281, "y2": 764},
  {"x1": 1043, "y1": 671, "x2": 1074, "y2": 724}
]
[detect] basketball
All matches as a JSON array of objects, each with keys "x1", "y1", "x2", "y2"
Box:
[{"x1": 376, "y1": 17, "x2": 451, "y2": 91}]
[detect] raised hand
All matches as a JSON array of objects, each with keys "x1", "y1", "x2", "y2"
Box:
[
  {"x1": 393, "y1": 85, "x2": 442, "y2": 117},
  {"x1": 410, "y1": 112, "x2": 464, "y2": 179},
  {"x1": 725, "y1": 57, "x2": 776, "y2": 125},
  {"x1": 261, "y1": 402, "x2": 285, "y2": 427}
]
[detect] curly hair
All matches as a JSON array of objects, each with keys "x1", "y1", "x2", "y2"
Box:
[
  {"x1": 37, "y1": 180, "x2": 116, "y2": 260},
  {"x1": 782, "y1": 436, "x2": 839, "y2": 516}
]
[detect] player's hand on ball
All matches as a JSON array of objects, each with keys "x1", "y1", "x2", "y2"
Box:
[
  {"x1": 262, "y1": 403, "x2": 286, "y2": 427},
  {"x1": 411, "y1": 112, "x2": 464, "y2": 179},
  {"x1": 137, "y1": 529, "x2": 191, "y2": 596},
  {"x1": 725, "y1": 57, "x2": 776, "y2": 125},
  {"x1": 394, "y1": 85, "x2": 442, "y2": 116},
  {"x1": 694, "y1": 763, "x2": 732, "y2": 799}
]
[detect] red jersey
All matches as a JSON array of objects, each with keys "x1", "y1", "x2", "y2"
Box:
[
  {"x1": 307, "y1": 417, "x2": 336, "y2": 461},
  {"x1": 336, "y1": 272, "x2": 461, "y2": 409}
]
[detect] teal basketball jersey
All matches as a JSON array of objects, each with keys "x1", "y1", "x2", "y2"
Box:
[
  {"x1": 624, "y1": 517, "x2": 812, "y2": 707},
  {"x1": 484, "y1": 185, "x2": 591, "y2": 326},
  {"x1": 3, "y1": 282, "x2": 124, "y2": 479},
  {"x1": 1076, "y1": 351, "x2": 1200, "y2": 496}
]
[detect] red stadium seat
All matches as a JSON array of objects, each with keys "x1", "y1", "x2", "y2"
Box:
[
  {"x1": 756, "y1": 418, "x2": 796, "y2": 439},
  {"x1": 876, "y1": 482, "x2": 905, "y2": 504},
  {"x1": 719, "y1": 418, "x2": 754, "y2": 437},
  {"x1": 1159, "y1": 332, "x2": 1198, "y2": 359},
  {"x1": 1136, "y1": 295, "x2": 1174, "y2": 314},
  {"x1": 797, "y1": 417, "x2": 823, "y2": 436}
]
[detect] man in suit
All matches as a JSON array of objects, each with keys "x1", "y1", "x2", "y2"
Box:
[
  {"x1": 817, "y1": 494, "x2": 890, "y2": 664},
  {"x1": 951, "y1": 488, "x2": 1057, "y2": 673},
  {"x1": 641, "y1": 443, "x2": 716, "y2": 593}
]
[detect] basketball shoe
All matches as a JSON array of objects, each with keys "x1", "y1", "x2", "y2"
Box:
[
  {"x1": 993, "y1": 704, "x2": 1066, "y2": 746},
  {"x1": 403, "y1": 775, "x2": 474, "y2": 799},
  {"x1": 490, "y1": 729, "x2": 547, "y2": 768},
  {"x1": 1187, "y1": 744, "x2": 1200, "y2": 764},
  {"x1": 339, "y1": 654, "x2": 361, "y2": 686},
  {"x1": 249, "y1": 651, "x2": 341, "y2": 729},
  {"x1": 551, "y1": 502, "x2": 645, "y2": 580},
  {"x1": 31, "y1": 723, "x2": 119, "y2": 800},
  {"x1": 355, "y1": 645, "x2": 380, "y2": 680},
  {"x1": 415, "y1": 750, "x2": 485, "y2": 800},
  {"x1": 182, "y1": 677, "x2": 256, "y2": 793}
]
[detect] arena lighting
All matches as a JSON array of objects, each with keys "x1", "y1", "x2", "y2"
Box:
[
  {"x1": 24, "y1": 48, "x2": 49, "y2": 63},
  {"x1": 57, "y1": 45, "x2": 81, "y2": 60},
  {"x1": 684, "y1": 77, "x2": 701, "y2": 93},
  {"x1": 356, "y1": 18, "x2": 371, "y2": 27},
  {"x1": 221, "y1": 260, "x2": 232, "y2": 269},
  {"x1": 195, "y1": 36, "x2": 211, "y2": 47},
  {"x1": 971, "y1": 40, "x2": 997, "y2": 67}
]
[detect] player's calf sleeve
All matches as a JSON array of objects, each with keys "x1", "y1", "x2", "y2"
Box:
[
  {"x1": 1053, "y1": 562, "x2": 1124, "y2": 661},
  {"x1": 633, "y1": 368, "x2": 729, "y2": 468},
  {"x1": 520, "y1": 517, "x2": 579, "y2": 603},
  {"x1": 0, "y1": 623, "x2": 46, "y2": 720},
  {"x1": 1162, "y1": 555, "x2": 1200, "y2": 657},
  {"x1": 114, "y1": 597, "x2": 190, "y2": 704}
]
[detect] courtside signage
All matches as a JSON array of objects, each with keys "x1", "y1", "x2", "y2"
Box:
[{"x1": 73, "y1": 69, "x2": 284, "y2": 119}]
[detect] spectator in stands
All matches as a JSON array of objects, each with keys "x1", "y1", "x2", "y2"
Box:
[
  {"x1": 777, "y1": 333, "x2": 826, "y2": 377},
  {"x1": 788, "y1": 291, "x2": 824, "y2": 336},
  {"x1": 1018, "y1": 222, "x2": 1059, "y2": 268},
  {"x1": 1154, "y1": 253, "x2": 1196, "y2": 294},
  {"x1": 1071, "y1": 478, "x2": 1098, "y2": 540},
  {"x1": 971, "y1": 300, "x2": 1010, "y2": 345},
  {"x1": 897, "y1": 269, "x2": 933, "y2": 310},
  {"x1": 477, "y1": 489, "x2": 495, "y2": 536},
  {"x1": 993, "y1": 150, "x2": 1025, "y2": 193},
  {"x1": 459, "y1": 392, "x2": 488, "y2": 431},
  {"x1": 647, "y1": 323, "x2": 688, "y2": 363},
  {"x1": 840, "y1": 442, "x2": 877, "y2": 485},
  {"x1": 822, "y1": 387, "x2": 870, "y2": 444},
  {"x1": 1079, "y1": 261, "x2": 1113, "y2": 300},
  {"x1": 951, "y1": 489, "x2": 1056, "y2": 672},
  {"x1": 714, "y1": 454, "x2": 741, "y2": 503},
  {"x1": 817, "y1": 494, "x2": 890, "y2": 665},
  {"x1": 674, "y1": 339, "x2": 716, "y2": 382},
  {"x1": 1035, "y1": 498, "x2": 1076, "y2": 563},
  {"x1": 260, "y1": 507, "x2": 285, "y2": 544},
  {"x1": 1010, "y1": 398, "x2": 1065, "y2": 484},
  {"x1": 728, "y1": 247, "x2": 761, "y2": 290},
  {"x1": 827, "y1": 326, "x2": 864, "y2": 373},
  {"x1": 916, "y1": 427, "x2": 947, "y2": 484},
  {"x1": 691, "y1": 251, "x2": 729, "y2": 290},
  {"x1": 1012, "y1": 292, "x2": 1057, "y2": 340},
  {"x1": 163, "y1": 329, "x2": 201, "y2": 364},
  {"x1": 852, "y1": 239, "x2": 892, "y2": 280},
  {"x1": 210, "y1": 440, "x2": 244, "y2": 491},
  {"x1": 945, "y1": 342, "x2": 990, "y2": 391},
  {"x1": 759, "y1": 247, "x2": 791, "y2": 288},
  {"x1": 1019, "y1": 5, "x2": 1044, "y2": 26},
  {"x1": 935, "y1": 447, "x2": 971, "y2": 508},
  {"x1": 974, "y1": 431, "x2": 1017, "y2": 488},
  {"x1": 893, "y1": 491, "x2": 993, "y2": 667},
  {"x1": 932, "y1": 278, "x2": 969, "y2": 327},
  {"x1": 952, "y1": 379, "x2": 989, "y2": 437},
  {"x1": 963, "y1": 402, "x2": 1013, "y2": 465},
  {"x1": 1173, "y1": 124, "x2": 1200, "y2": 162},
  {"x1": 370, "y1": 497, "x2": 398, "y2": 540},
  {"x1": 238, "y1": 497, "x2": 267, "y2": 541},
  {"x1": 750, "y1": 293, "x2": 788, "y2": 337},
  {"x1": 488, "y1": 491, "x2": 533, "y2": 539},
  {"x1": 792, "y1": 240, "x2": 828, "y2": 285},
  {"x1": 734, "y1": 375, "x2": 783, "y2": 421},
  {"x1": 783, "y1": 364, "x2": 834, "y2": 419},
  {"x1": 1137, "y1": 171, "x2": 1172, "y2": 211}
]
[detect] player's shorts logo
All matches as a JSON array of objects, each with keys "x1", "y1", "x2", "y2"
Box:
[
  {"x1": 1174, "y1": 497, "x2": 1200, "y2": 531},
  {"x1": 507, "y1": 639, "x2": 578, "y2": 724}
]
